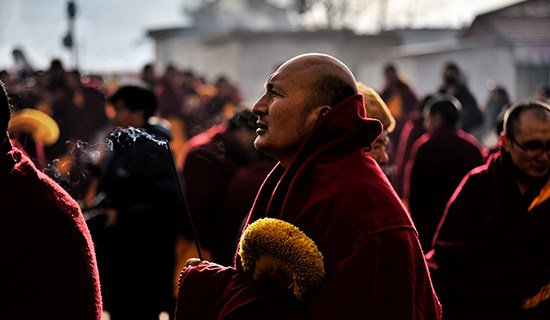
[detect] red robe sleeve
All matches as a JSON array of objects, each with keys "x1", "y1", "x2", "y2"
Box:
[{"x1": 176, "y1": 228, "x2": 440, "y2": 319}]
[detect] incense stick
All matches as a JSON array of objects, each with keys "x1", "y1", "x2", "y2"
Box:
[{"x1": 166, "y1": 142, "x2": 204, "y2": 261}]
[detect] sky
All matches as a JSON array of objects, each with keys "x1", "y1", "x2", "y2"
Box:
[{"x1": 0, "y1": 0, "x2": 524, "y2": 74}]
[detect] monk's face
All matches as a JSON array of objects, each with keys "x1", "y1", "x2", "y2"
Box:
[
  {"x1": 502, "y1": 110, "x2": 550, "y2": 178},
  {"x1": 251, "y1": 58, "x2": 321, "y2": 167},
  {"x1": 367, "y1": 130, "x2": 390, "y2": 167}
]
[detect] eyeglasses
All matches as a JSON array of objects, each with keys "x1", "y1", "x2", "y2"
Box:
[{"x1": 510, "y1": 137, "x2": 550, "y2": 156}]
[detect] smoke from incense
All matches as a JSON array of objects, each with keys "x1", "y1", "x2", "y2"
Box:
[{"x1": 107, "y1": 127, "x2": 204, "y2": 260}]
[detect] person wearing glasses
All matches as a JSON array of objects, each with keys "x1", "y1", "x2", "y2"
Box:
[{"x1": 427, "y1": 99, "x2": 550, "y2": 319}]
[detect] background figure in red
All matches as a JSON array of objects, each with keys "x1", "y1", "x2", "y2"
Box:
[
  {"x1": 438, "y1": 61, "x2": 484, "y2": 138},
  {"x1": 403, "y1": 94, "x2": 485, "y2": 252},
  {"x1": 187, "y1": 75, "x2": 243, "y2": 138},
  {"x1": 379, "y1": 63, "x2": 418, "y2": 178},
  {"x1": 156, "y1": 64, "x2": 183, "y2": 121},
  {"x1": 219, "y1": 135, "x2": 277, "y2": 266},
  {"x1": 427, "y1": 100, "x2": 550, "y2": 319},
  {"x1": 0, "y1": 79, "x2": 102, "y2": 319},
  {"x1": 140, "y1": 62, "x2": 158, "y2": 91},
  {"x1": 178, "y1": 108, "x2": 274, "y2": 266},
  {"x1": 391, "y1": 94, "x2": 434, "y2": 198}
]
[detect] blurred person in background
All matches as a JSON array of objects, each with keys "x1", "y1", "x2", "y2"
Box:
[
  {"x1": 403, "y1": 94, "x2": 485, "y2": 252},
  {"x1": 438, "y1": 61, "x2": 484, "y2": 138},
  {"x1": 220, "y1": 141, "x2": 277, "y2": 267},
  {"x1": 427, "y1": 100, "x2": 550, "y2": 319},
  {"x1": 184, "y1": 75, "x2": 242, "y2": 138},
  {"x1": 178, "y1": 108, "x2": 273, "y2": 267},
  {"x1": 481, "y1": 85, "x2": 511, "y2": 149},
  {"x1": 357, "y1": 82, "x2": 396, "y2": 170},
  {"x1": 85, "y1": 85, "x2": 181, "y2": 320},
  {"x1": 535, "y1": 84, "x2": 550, "y2": 104},
  {"x1": 140, "y1": 62, "x2": 158, "y2": 91},
  {"x1": 11, "y1": 47, "x2": 33, "y2": 84},
  {"x1": 379, "y1": 63, "x2": 418, "y2": 175},
  {"x1": 391, "y1": 93, "x2": 435, "y2": 198}
]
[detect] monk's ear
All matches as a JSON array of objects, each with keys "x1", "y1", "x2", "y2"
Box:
[
  {"x1": 314, "y1": 105, "x2": 332, "y2": 124},
  {"x1": 500, "y1": 132, "x2": 511, "y2": 152}
]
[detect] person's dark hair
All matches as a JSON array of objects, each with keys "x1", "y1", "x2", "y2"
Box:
[
  {"x1": 494, "y1": 102, "x2": 513, "y2": 136},
  {"x1": 142, "y1": 63, "x2": 154, "y2": 73},
  {"x1": 426, "y1": 94, "x2": 461, "y2": 127},
  {"x1": 228, "y1": 108, "x2": 257, "y2": 132},
  {"x1": 312, "y1": 74, "x2": 357, "y2": 109},
  {"x1": 444, "y1": 61, "x2": 459, "y2": 73},
  {"x1": 494, "y1": 86, "x2": 510, "y2": 102},
  {"x1": 419, "y1": 93, "x2": 437, "y2": 113},
  {"x1": 164, "y1": 64, "x2": 177, "y2": 74},
  {"x1": 537, "y1": 84, "x2": 550, "y2": 100},
  {"x1": 1, "y1": 80, "x2": 12, "y2": 138},
  {"x1": 384, "y1": 63, "x2": 396, "y2": 74},
  {"x1": 49, "y1": 59, "x2": 64, "y2": 72},
  {"x1": 503, "y1": 99, "x2": 550, "y2": 140},
  {"x1": 109, "y1": 85, "x2": 157, "y2": 120}
]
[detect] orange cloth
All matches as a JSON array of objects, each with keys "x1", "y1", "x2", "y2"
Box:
[
  {"x1": 529, "y1": 177, "x2": 550, "y2": 212},
  {"x1": 387, "y1": 93, "x2": 403, "y2": 119}
]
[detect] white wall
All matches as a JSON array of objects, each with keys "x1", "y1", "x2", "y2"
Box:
[
  {"x1": 153, "y1": 31, "x2": 398, "y2": 104},
  {"x1": 356, "y1": 44, "x2": 517, "y2": 109},
  {"x1": 155, "y1": 32, "x2": 550, "y2": 111}
]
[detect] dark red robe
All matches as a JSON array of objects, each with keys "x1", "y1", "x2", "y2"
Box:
[
  {"x1": 175, "y1": 94, "x2": 441, "y2": 319},
  {"x1": 0, "y1": 145, "x2": 102, "y2": 319},
  {"x1": 428, "y1": 150, "x2": 550, "y2": 319},
  {"x1": 404, "y1": 127, "x2": 484, "y2": 252}
]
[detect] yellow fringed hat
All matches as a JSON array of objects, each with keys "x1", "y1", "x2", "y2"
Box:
[
  {"x1": 239, "y1": 217, "x2": 325, "y2": 300},
  {"x1": 8, "y1": 108, "x2": 60, "y2": 146},
  {"x1": 357, "y1": 82, "x2": 396, "y2": 133}
]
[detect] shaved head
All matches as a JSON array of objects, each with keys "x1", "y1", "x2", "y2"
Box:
[
  {"x1": 252, "y1": 53, "x2": 360, "y2": 166},
  {"x1": 275, "y1": 53, "x2": 358, "y2": 109}
]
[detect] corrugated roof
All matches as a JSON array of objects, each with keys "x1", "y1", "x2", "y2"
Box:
[
  {"x1": 463, "y1": 0, "x2": 550, "y2": 44},
  {"x1": 492, "y1": 17, "x2": 550, "y2": 43}
]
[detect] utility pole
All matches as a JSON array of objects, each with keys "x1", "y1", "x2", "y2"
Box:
[
  {"x1": 378, "y1": 0, "x2": 387, "y2": 32},
  {"x1": 63, "y1": 1, "x2": 78, "y2": 70}
]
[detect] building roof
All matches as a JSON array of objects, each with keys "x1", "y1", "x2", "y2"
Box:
[
  {"x1": 380, "y1": 28, "x2": 464, "y2": 46},
  {"x1": 463, "y1": 0, "x2": 550, "y2": 44},
  {"x1": 185, "y1": 0, "x2": 292, "y2": 31}
]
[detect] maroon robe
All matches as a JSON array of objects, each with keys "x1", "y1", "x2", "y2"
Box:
[
  {"x1": 404, "y1": 127, "x2": 484, "y2": 252},
  {"x1": 391, "y1": 110, "x2": 426, "y2": 198},
  {"x1": 180, "y1": 123, "x2": 267, "y2": 265},
  {"x1": 428, "y1": 151, "x2": 550, "y2": 319},
  {"x1": 175, "y1": 94, "x2": 441, "y2": 319},
  {"x1": 0, "y1": 145, "x2": 102, "y2": 319}
]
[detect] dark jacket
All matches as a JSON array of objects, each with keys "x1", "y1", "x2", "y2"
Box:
[
  {"x1": 438, "y1": 84, "x2": 483, "y2": 134},
  {"x1": 428, "y1": 151, "x2": 550, "y2": 319},
  {"x1": 91, "y1": 125, "x2": 181, "y2": 317},
  {"x1": 405, "y1": 127, "x2": 484, "y2": 252}
]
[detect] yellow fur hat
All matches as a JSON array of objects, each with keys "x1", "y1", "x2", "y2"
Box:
[
  {"x1": 239, "y1": 218, "x2": 325, "y2": 300},
  {"x1": 357, "y1": 82, "x2": 396, "y2": 133}
]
